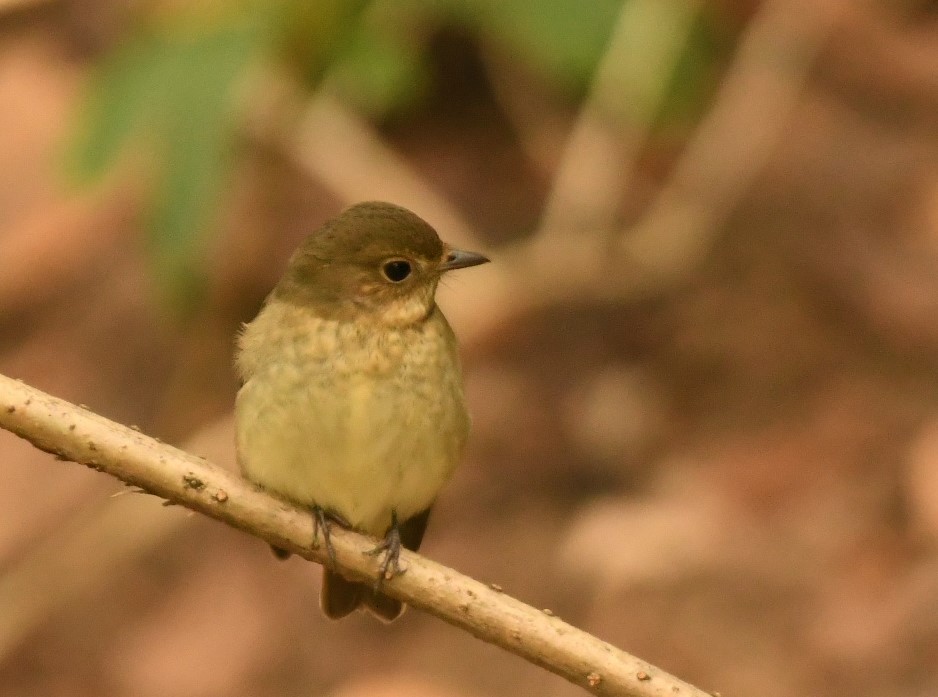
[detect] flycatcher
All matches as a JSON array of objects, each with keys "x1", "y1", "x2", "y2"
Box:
[{"x1": 234, "y1": 201, "x2": 488, "y2": 621}]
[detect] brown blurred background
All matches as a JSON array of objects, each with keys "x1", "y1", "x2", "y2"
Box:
[{"x1": 1, "y1": 1, "x2": 937, "y2": 696}]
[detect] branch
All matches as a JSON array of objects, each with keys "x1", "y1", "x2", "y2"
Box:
[
  {"x1": 0, "y1": 372, "x2": 712, "y2": 697},
  {"x1": 536, "y1": 0, "x2": 704, "y2": 240},
  {"x1": 621, "y1": 0, "x2": 842, "y2": 276},
  {"x1": 257, "y1": 0, "x2": 841, "y2": 347}
]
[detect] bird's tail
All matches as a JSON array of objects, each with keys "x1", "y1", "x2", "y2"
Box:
[{"x1": 320, "y1": 569, "x2": 404, "y2": 622}]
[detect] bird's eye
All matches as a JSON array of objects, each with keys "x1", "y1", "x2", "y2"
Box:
[{"x1": 381, "y1": 259, "x2": 412, "y2": 283}]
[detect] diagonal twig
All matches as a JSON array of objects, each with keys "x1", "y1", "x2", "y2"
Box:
[{"x1": 0, "y1": 372, "x2": 713, "y2": 697}]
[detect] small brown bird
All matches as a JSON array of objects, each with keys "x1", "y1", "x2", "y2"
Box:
[{"x1": 234, "y1": 201, "x2": 488, "y2": 621}]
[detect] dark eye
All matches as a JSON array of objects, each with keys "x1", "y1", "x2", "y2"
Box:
[{"x1": 381, "y1": 260, "x2": 412, "y2": 283}]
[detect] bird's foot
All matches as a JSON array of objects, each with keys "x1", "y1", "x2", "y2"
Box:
[
  {"x1": 312, "y1": 507, "x2": 350, "y2": 570},
  {"x1": 365, "y1": 510, "x2": 405, "y2": 591}
]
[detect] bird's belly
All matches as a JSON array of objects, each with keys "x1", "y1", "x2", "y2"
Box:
[{"x1": 236, "y1": 363, "x2": 465, "y2": 535}]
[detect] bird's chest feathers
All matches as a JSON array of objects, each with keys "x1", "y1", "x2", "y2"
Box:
[{"x1": 236, "y1": 302, "x2": 467, "y2": 531}]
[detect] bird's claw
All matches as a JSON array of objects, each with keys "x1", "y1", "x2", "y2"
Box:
[
  {"x1": 365, "y1": 511, "x2": 405, "y2": 591},
  {"x1": 312, "y1": 506, "x2": 338, "y2": 570}
]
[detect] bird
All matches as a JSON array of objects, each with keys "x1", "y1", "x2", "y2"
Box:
[{"x1": 234, "y1": 201, "x2": 488, "y2": 621}]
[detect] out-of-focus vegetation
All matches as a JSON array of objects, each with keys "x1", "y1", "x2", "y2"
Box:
[
  {"x1": 2, "y1": 1, "x2": 937, "y2": 696},
  {"x1": 68, "y1": 0, "x2": 727, "y2": 308}
]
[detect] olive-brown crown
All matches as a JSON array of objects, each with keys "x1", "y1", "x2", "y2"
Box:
[{"x1": 274, "y1": 201, "x2": 447, "y2": 321}]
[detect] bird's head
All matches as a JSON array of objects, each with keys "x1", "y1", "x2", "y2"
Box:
[{"x1": 276, "y1": 201, "x2": 489, "y2": 326}]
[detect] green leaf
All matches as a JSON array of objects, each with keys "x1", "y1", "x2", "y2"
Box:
[
  {"x1": 67, "y1": 32, "x2": 168, "y2": 181},
  {"x1": 145, "y1": 22, "x2": 262, "y2": 309},
  {"x1": 654, "y1": 8, "x2": 731, "y2": 130},
  {"x1": 68, "y1": 18, "x2": 264, "y2": 311},
  {"x1": 329, "y1": 25, "x2": 428, "y2": 116},
  {"x1": 461, "y1": 0, "x2": 624, "y2": 93},
  {"x1": 269, "y1": 0, "x2": 373, "y2": 86}
]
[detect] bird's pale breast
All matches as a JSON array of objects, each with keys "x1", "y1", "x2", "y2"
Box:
[{"x1": 235, "y1": 300, "x2": 469, "y2": 534}]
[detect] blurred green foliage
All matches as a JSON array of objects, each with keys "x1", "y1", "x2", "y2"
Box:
[
  {"x1": 68, "y1": 0, "x2": 726, "y2": 311},
  {"x1": 71, "y1": 19, "x2": 260, "y2": 307},
  {"x1": 449, "y1": 0, "x2": 624, "y2": 92}
]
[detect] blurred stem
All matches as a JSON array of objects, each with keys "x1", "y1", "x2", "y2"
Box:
[
  {"x1": 0, "y1": 0, "x2": 50, "y2": 12},
  {"x1": 254, "y1": 0, "x2": 841, "y2": 347},
  {"x1": 537, "y1": 0, "x2": 704, "y2": 240},
  {"x1": 621, "y1": 0, "x2": 844, "y2": 278},
  {"x1": 0, "y1": 372, "x2": 711, "y2": 697},
  {"x1": 287, "y1": 92, "x2": 482, "y2": 251}
]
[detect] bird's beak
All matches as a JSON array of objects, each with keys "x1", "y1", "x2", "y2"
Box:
[{"x1": 440, "y1": 246, "x2": 490, "y2": 272}]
